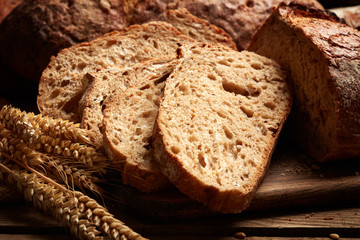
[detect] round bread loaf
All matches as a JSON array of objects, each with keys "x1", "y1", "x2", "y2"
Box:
[{"x1": 0, "y1": 0, "x2": 323, "y2": 81}]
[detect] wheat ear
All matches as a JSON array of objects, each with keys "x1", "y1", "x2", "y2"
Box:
[
  {"x1": 0, "y1": 157, "x2": 148, "y2": 240},
  {"x1": 0, "y1": 125, "x2": 102, "y2": 194},
  {"x1": 0, "y1": 105, "x2": 96, "y2": 147}
]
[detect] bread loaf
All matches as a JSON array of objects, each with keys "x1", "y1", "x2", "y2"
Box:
[
  {"x1": 37, "y1": 21, "x2": 196, "y2": 124},
  {"x1": 102, "y1": 58, "x2": 178, "y2": 192},
  {"x1": 247, "y1": 3, "x2": 360, "y2": 161},
  {"x1": 153, "y1": 43, "x2": 292, "y2": 213},
  {"x1": 130, "y1": 0, "x2": 323, "y2": 50},
  {"x1": 80, "y1": 56, "x2": 178, "y2": 148},
  {"x1": 0, "y1": 0, "x2": 22, "y2": 22},
  {"x1": 0, "y1": 0, "x2": 129, "y2": 81},
  {"x1": 156, "y1": 8, "x2": 236, "y2": 50},
  {"x1": 0, "y1": 0, "x2": 322, "y2": 82}
]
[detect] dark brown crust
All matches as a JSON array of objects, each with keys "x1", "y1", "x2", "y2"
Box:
[
  {"x1": 0, "y1": 0, "x2": 128, "y2": 81},
  {"x1": 130, "y1": 0, "x2": 323, "y2": 50},
  {"x1": 0, "y1": 0, "x2": 323, "y2": 82},
  {"x1": 248, "y1": 3, "x2": 360, "y2": 161},
  {"x1": 0, "y1": 0, "x2": 22, "y2": 23}
]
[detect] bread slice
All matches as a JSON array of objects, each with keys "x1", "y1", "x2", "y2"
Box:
[
  {"x1": 80, "y1": 56, "x2": 178, "y2": 148},
  {"x1": 247, "y1": 3, "x2": 360, "y2": 161},
  {"x1": 37, "y1": 21, "x2": 196, "y2": 123},
  {"x1": 153, "y1": 43, "x2": 292, "y2": 213},
  {"x1": 102, "y1": 59, "x2": 176, "y2": 192},
  {"x1": 156, "y1": 8, "x2": 236, "y2": 50}
]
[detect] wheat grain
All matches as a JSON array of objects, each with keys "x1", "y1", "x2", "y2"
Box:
[
  {"x1": 0, "y1": 105, "x2": 97, "y2": 147},
  {"x1": 0, "y1": 158, "x2": 148, "y2": 240}
]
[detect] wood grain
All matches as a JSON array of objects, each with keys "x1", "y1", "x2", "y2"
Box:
[{"x1": 104, "y1": 137, "x2": 360, "y2": 218}]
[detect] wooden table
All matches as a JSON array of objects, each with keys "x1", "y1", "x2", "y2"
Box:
[
  {"x1": 1, "y1": 136, "x2": 360, "y2": 240},
  {"x1": 0, "y1": 1, "x2": 359, "y2": 240},
  {"x1": 0, "y1": 199, "x2": 360, "y2": 239}
]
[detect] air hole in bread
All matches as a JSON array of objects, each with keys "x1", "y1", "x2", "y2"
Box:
[
  {"x1": 77, "y1": 62, "x2": 87, "y2": 71},
  {"x1": 222, "y1": 81, "x2": 249, "y2": 97},
  {"x1": 50, "y1": 89, "x2": 61, "y2": 100},
  {"x1": 240, "y1": 106, "x2": 254, "y2": 117},
  {"x1": 246, "y1": 0, "x2": 254, "y2": 7},
  {"x1": 189, "y1": 135, "x2": 198, "y2": 142},
  {"x1": 208, "y1": 73, "x2": 217, "y2": 81},
  {"x1": 224, "y1": 126, "x2": 233, "y2": 139},
  {"x1": 216, "y1": 110, "x2": 226, "y2": 118},
  {"x1": 198, "y1": 153, "x2": 206, "y2": 168},
  {"x1": 106, "y1": 39, "x2": 118, "y2": 47},
  {"x1": 218, "y1": 59, "x2": 231, "y2": 67},
  {"x1": 170, "y1": 145, "x2": 180, "y2": 155},
  {"x1": 142, "y1": 110, "x2": 152, "y2": 118},
  {"x1": 154, "y1": 73, "x2": 170, "y2": 85},
  {"x1": 246, "y1": 84, "x2": 261, "y2": 97},
  {"x1": 264, "y1": 101, "x2": 276, "y2": 110},
  {"x1": 135, "y1": 128, "x2": 142, "y2": 135},
  {"x1": 139, "y1": 84, "x2": 151, "y2": 90},
  {"x1": 179, "y1": 84, "x2": 189, "y2": 94},
  {"x1": 152, "y1": 40, "x2": 159, "y2": 49}
]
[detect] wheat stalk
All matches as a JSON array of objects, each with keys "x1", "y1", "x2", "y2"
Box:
[
  {"x1": 0, "y1": 156, "x2": 147, "y2": 240},
  {"x1": 0, "y1": 105, "x2": 96, "y2": 147}
]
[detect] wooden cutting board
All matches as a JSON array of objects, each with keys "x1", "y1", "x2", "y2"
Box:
[{"x1": 104, "y1": 136, "x2": 360, "y2": 219}]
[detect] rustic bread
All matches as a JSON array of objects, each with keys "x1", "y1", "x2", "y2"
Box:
[
  {"x1": 0, "y1": 0, "x2": 130, "y2": 81},
  {"x1": 156, "y1": 8, "x2": 236, "y2": 50},
  {"x1": 0, "y1": 0, "x2": 22, "y2": 23},
  {"x1": 80, "y1": 56, "x2": 178, "y2": 148},
  {"x1": 102, "y1": 58, "x2": 177, "y2": 192},
  {"x1": 247, "y1": 3, "x2": 360, "y2": 162},
  {"x1": 153, "y1": 43, "x2": 292, "y2": 213},
  {"x1": 130, "y1": 0, "x2": 323, "y2": 50},
  {"x1": 37, "y1": 21, "x2": 196, "y2": 123}
]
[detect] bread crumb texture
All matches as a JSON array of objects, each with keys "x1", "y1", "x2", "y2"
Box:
[{"x1": 154, "y1": 43, "x2": 292, "y2": 213}]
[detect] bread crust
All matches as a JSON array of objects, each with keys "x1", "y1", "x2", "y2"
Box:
[
  {"x1": 130, "y1": 0, "x2": 323, "y2": 50},
  {"x1": 248, "y1": 3, "x2": 360, "y2": 161},
  {"x1": 153, "y1": 44, "x2": 292, "y2": 213},
  {"x1": 0, "y1": 0, "x2": 22, "y2": 23},
  {"x1": 0, "y1": 0, "x2": 128, "y2": 80}
]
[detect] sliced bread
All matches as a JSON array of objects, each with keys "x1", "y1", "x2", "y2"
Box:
[
  {"x1": 156, "y1": 8, "x2": 236, "y2": 50},
  {"x1": 102, "y1": 60, "x2": 176, "y2": 192},
  {"x1": 247, "y1": 3, "x2": 360, "y2": 161},
  {"x1": 37, "y1": 21, "x2": 196, "y2": 123},
  {"x1": 153, "y1": 43, "x2": 292, "y2": 213},
  {"x1": 80, "y1": 56, "x2": 178, "y2": 148}
]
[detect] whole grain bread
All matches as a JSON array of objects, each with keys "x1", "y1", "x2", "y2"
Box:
[
  {"x1": 0, "y1": 0, "x2": 130, "y2": 81},
  {"x1": 102, "y1": 58, "x2": 177, "y2": 192},
  {"x1": 80, "y1": 56, "x2": 178, "y2": 148},
  {"x1": 153, "y1": 43, "x2": 292, "y2": 213},
  {"x1": 156, "y1": 8, "x2": 236, "y2": 50},
  {"x1": 37, "y1": 21, "x2": 196, "y2": 124},
  {"x1": 0, "y1": 0, "x2": 22, "y2": 23},
  {"x1": 247, "y1": 3, "x2": 360, "y2": 161},
  {"x1": 0, "y1": 0, "x2": 322, "y2": 82},
  {"x1": 130, "y1": 0, "x2": 323, "y2": 50}
]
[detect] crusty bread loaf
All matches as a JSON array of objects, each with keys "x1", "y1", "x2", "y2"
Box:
[
  {"x1": 247, "y1": 3, "x2": 360, "y2": 162},
  {"x1": 0, "y1": 0, "x2": 22, "y2": 23},
  {"x1": 130, "y1": 0, "x2": 323, "y2": 50},
  {"x1": 0, "y1": 0, "x2": 129, "y2": 81},
  {"x1": 156, "y1": 8, "x2": 236, "y2": 50},
  {"x1": 102, "y1": 58, "x2": 177, "y2": 192},
  {"x1": 37, "y1": 21, "x2": 196, "y2": 123},
  {"x1": 153, "y1": 43, "x2": 292, "y2": 213},
  {"x1": 80, "y1": 56, "x2": 178, "y2": 148}
]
